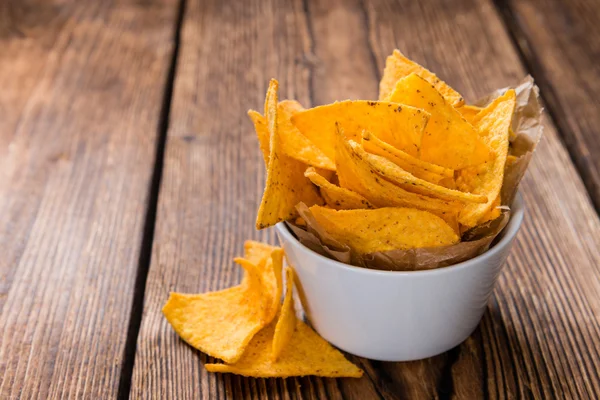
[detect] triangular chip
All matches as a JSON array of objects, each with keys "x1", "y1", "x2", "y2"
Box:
[
  {"x1": 205, "y1": 270, "x2": 363, "y2": 378},
  {"x1": 388, "y1": 73, "x2": 491, "y2": 169},
  {"x1": 309, "y1": 205, "x2": 459, "y2": 254},
  {"x1": 271, "y1": 267, "x2": 295, "y2": 361},
  {"x1": 291, "y1": 100, "x2": 429, "y2": 161},
  {"x1": 205, "y1": 320, "x2": 362, "y2": 378},
  {"x1": 243, "y1": 240, "x2": 279, "y2": 265},
  {"x1": 305, "y1": 167, "x2": 374, "y2": 210},
  {"x1": 478, "y1": 194, "x2": 501, "y2": 225},
  {"x1": 256, "y1": 79, "x2": 323, "y2": 229},
  {"x1": 458, "y1": 104, "x2": 482, "y2": 123},
  {"x1": 457, "y1": 90, "x2": 516, "y2": 228},
  {"x1": 236, "y1": 249, "x2": 283, "y2": 325},
  {"x1": 356, "y1": 146, "x2": 487, "y2": 204},
  {"x1": 278, "y1": 100, "x2": 335, "y2": 170},
  {"x1": 163, "y1": 261, "x2": 268, "y2": 364},
  {"x1": 248, "y1": 110, "x2": 269, "y2": 167},
  {"x1": 379, "y1": 49, "x2": 464, "y2": 107},
  {"x1": 361, "y1": 130, "x2": 453, "y2": 184},
  {"x1": 334, "y1": 124, "x2": 463, "y2": 215},
  {"x1": 248, "y1": 103, "x2": 336, "y2": 171}
]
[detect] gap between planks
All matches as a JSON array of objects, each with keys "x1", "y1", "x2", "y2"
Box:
[
  {"x1": 492, "y1": 0, "x2": 600, "y2": 216},
  {"x1": 116, "y1": 0, "x2": 188, "y2": 398}
]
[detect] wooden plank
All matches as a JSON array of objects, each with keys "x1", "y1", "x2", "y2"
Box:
[
  {"x1": 131, "y1": 0, "x2": 600, "y2": 398},
  {"x1": 0, "y1": 1, "x2": 179, "y2": 398},
  {"x1": 498, "y1": 0, "x2": 600, "y2": 212}
]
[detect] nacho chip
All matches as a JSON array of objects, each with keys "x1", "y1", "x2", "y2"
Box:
[
  {"x1": 256, "y1": 79, "x2": 323, "y2": 229},
  {"x1": 478, "y1": 195, "x2": 501, "y2": 225},
  {"x1": 236, "y1": 250, "x2": 283, "y2": 324},
  {"x1": 278, "y1": 100, "x2": 335, "y2": 170},
  {"x1": 458, "y1": 105, "x2": 482, "y2": 123},
  {"x1": 334, "y1": 124, "x2": 463, "y2": 214},
  {"x1": 356, "y1": 145, "x2": 487, "y2": 204},
  {"x1": 163, "y1": 261, "x2": 268, "y2": 364},
  {"x1": 388, "y1": 73, "x2": 491, "y2": 170},
  {"x1": 379, "y1": 49, "x2": 464, "y2": 107},
  {"x1": 361, "y1": 130, "x2": 453, "y2": 184},
  {"x1": 309, "y1": 205, "x2": 460, "y2": 254},
  {"x1": 205, "y1": 319, "x2": 362, "y2": 378},
  {"x1": 291, "y1": 100, "x2": 429, "y2": 161},
  {"x1": 305, "y1": 167, "x2": 374, "y2": 210},
  {"x1": 457, "y1": 90, "x2": 517, "y2": 228},
  {"x1": 271, "y1": 267, "x2": 296, "y2": 361},
  {"x1": 243, "y1": 240, "x2": 279, "y2": 266},
  {"x1": 248, "y1": 110, "x2": 269, "y2": 167},
  {"x1": 248, "y1": 103, "x2": 335, "y2": 171}
]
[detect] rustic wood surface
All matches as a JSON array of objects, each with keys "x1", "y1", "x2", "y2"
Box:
[
  {"x1": 129, "y1": 0, "x2": 600, "y2": 399},
  {"x1": 2, "y1": 0, "x2": 600, "y2": 398},
  {"x1": 0, "y1": 0, "x2": 179, "y2": 398},
  {"x1": 498, "y1": 0, "x2": 600, "y2": 213}
]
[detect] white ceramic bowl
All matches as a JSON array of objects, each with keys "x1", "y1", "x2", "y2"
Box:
[{"x1": 275, "y1": 194, "x2": 524, "y2": 362}]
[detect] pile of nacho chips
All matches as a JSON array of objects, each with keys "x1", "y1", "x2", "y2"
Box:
[
  {"x1": 163, "y1": 241, "x2": 363, "y2": 378},
  {"x1": 250, "y1": 49, "x2": 541, "y2": 266}
]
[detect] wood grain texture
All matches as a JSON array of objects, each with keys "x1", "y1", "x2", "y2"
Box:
[
  {"x1": 131, "y1": 0, "x2": 600, "y2": 398},
  {"x1": 498, "y1": 0, "x2": 600, "y2": 213},
  {"x1": 0, "y1": 0, "x2": 178, "y2": 398}
]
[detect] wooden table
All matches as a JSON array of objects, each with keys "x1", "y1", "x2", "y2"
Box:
[{"x1": 2, "y1": 0, "x2": 599, "y2": 398}]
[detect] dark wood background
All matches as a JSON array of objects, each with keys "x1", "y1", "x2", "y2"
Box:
[{"x1": 1, "y1": 0, "x2": 599, "y2": 398}]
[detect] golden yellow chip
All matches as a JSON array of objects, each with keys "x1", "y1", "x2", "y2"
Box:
[
  {"x1": 309, "y1": 205, "x2": 459, "y2": 254},
  {"x1": 305, "y1": 167, "x2": 374, "y2": 210},
  {"x1": 291, "y1": 100, "x2": 429, "y2": 161},
  {"x1": 248, "y1": 110, "x2": 269, "y2": 167},
  {"x1": 388, "y1": 73, "x2": 491, "y2": 170},
  {"x1": 334, "y1": 124, "x2": 463, "y2": 215},
  {"x1": 163, "y1": 261, "x2": 268, "y2": 364},
  {"x1": 361, "y1": 130, "x2": 453, "y2": 183},
  {"x1": 457, "y1": 89, "x2": 516, "y2": 228},
  {"x1": 278, "y1": 100, "x2": 335, "y2": 171},
  {"x1": 271, "y1": 267, "x2": 295, "y2": 361},
  {"x1": 356, "y1": 145, "x2": 487, "y2": 204},
  {"x1": 248, "y1": 103, "x2": 335, "y2": 171},
  {"x1": 236, "y1": 251, "x2": 283, "y2": 325},
  {"x1": 458, "y1": 105, "x2": 482, "y2": 122},
  {"x1": 478, "y1": 195, "x2": 501, "y2": 224},
  {"x1": 205, "y1": 320, "x2": 362, "y2": 378},
  {"x1": 243, "y1": 240, "x2": 278, "y2": 266},
  {"x1": 379, "y1": 49, "x2": 464, "y2": 107},
  {"x1": 256, "y1": 79, "x2": 323, "y2": 229}
]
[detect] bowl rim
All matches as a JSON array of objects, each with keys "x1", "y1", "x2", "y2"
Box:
[{"x1": 275, "y1": 192, "x2": 525, "y2": 277}]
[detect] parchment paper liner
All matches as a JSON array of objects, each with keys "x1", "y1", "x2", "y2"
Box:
[{"x1": 287, "y1": 77, "x2": 543, "y2": 271}]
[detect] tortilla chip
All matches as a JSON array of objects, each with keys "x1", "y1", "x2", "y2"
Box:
[
  {"x1": 243, "y1": 240, "x2": 279, "y2": 266},
  {"x1": 236, "y1": 251, "x2": 283, "y2": 325},
  {"x1": 248, "y1": 110, "x2": 269, "y2": 167},
  {"x1": 478, "y1": 195, "x2": 501, "y2": 225},
  {"x1": 361, "y1": 130, "x2": 453, "y2": 183},
  {"x1": 256, "y1": 79, "x2": 323, "y2": 229},
  {"x1": 163, "y1": 261, "x2": 268, "y2": 364},
  {"x1": 305, "y1": 167, "x2": 374, "y2": 210},
  {"x1": 309, "y1": 205, "x2": 460, "y2": 254},
  {"x1": 294, "y1": 217, "x2": 307, "y2": 227},
  {"x1": 457, "y1": 90, "x2": 516, "y2": 228},
  {"x1": 271, "y1": 267, "x2": 296, "y2": 361},
  {"x1": 291, "y1": 100, "x2": 429, "y2": 161},
  {"x1": 458, "y1": 105, "x2": 482, "y2": 123},
  {"x1": 379, "y1": 49, "x2": 464, "y2": 107},
  {"x1": 334, "y1": 124, "x2": 463, "y2": 215},
  {"x1": 356, "y1": 144, "x2": 487, "y2": 204},
  {"x1": 388, "y1": 73, "x2": 491, "y2": 170},
  {"x1": 278, "y1": 100, "x2": 335, "y2": 170}
]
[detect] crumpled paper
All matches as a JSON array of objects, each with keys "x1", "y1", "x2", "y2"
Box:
[{"x1": 286, "y1": 77, "x2": 543, "y2": 271}]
